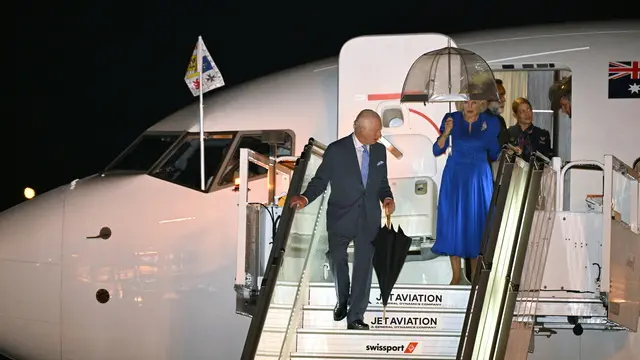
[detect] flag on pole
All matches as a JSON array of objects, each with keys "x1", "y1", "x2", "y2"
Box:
[
  {"x1": 184, "y1": 36, "x2": 225, "y2": 190},
  {"x1": 184, "y1": 38, "x2": 225, "y2": 97}
]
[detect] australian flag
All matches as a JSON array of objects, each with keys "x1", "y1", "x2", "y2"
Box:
[{"x1": 608, "y1": 61, "x2": 640, "y2": 99}]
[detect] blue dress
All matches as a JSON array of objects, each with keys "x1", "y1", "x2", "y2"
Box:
[{"x1": 431, "y1": 111, "x2": 501, "y2": 259}]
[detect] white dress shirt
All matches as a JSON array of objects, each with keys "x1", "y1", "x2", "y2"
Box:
[
  {"x1": 352, "y1": 133, "x2": 370, "y2": 171},
  {"x1": 299, "y1": 134, "x2": 392, "y2": 206}
]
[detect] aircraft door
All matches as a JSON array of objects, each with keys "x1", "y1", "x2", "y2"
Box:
[{"x1": 338, "y1": 34, "x2": 457, "y2": 284}]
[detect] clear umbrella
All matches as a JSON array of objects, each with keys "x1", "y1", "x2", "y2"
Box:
[{"x1": 400, "y1": 40, "x2": 499, "y2": 154}]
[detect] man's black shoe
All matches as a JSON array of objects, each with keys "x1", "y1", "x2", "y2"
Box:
[
  {"x1": 333, "y1": 302, "x2": 347, "y2": 321},
  {"x1": 347, "y1": 320, "x2": 369, "y2": 330}
]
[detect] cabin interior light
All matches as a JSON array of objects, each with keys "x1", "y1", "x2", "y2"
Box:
[
  {"x1": 380, "y1": 106, "x2": 404, "y2": 128},
  {"x1": 388, "y1": 117, "x2": 404, "y2": 127}
]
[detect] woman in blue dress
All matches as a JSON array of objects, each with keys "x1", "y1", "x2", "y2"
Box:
[{"x1": 432, "y1": 100, "x2": 501, "y2": 285}]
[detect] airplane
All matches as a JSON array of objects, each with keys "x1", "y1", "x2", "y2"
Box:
[{"x1": 0, "y1": 20, "x2": 639, "y2": 360}]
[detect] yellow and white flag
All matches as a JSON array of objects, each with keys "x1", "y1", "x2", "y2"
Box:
[{"x1": 184, "y1": 37, "x2": 225, "y2": 96}]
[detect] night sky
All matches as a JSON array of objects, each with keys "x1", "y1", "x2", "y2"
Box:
[{"x1": 5, "y1": 2, "x2": 638, "y2": 211}]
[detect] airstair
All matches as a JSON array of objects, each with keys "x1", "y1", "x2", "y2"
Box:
[{"x1": 235, "y1": 138, "x2": 640, "y2": 360}]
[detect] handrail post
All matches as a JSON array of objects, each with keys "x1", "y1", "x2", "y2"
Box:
[{"x1": 602, "y1": 155, "x2": 613, "y2": 293}]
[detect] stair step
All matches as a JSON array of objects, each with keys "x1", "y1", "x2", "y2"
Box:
[
  {"x1": 295, "y1": 329, "x2": 460, "y2": 357},
  {"x1": 258, "y1": 327, "x2": 287, "y2": 353},
  {"x1": 273, "y1": 282, "x2": 471, "y2": 308},
  {"x1": 290, "y1": 352, "x2": 456, "y2": 359},
  {"x1": 272, "y1": 281, "x2": 606, "y2": 317},
  {"x1": 254, "y1": 351, "x2": 280, "y2": 360},
  {"x1": 301, "y1": 305, "x2": 466, "y2": 331}
]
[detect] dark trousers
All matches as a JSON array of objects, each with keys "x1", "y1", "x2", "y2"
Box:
[{"x1": 326, "y1": 227, "x2": 375, "y2": 323}]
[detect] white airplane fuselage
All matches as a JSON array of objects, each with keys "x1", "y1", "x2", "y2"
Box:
[{"x1": 1, "y1": 21, "x2": 639, "y2": 360}]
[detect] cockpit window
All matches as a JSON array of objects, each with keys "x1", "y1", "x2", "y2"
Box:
[
  {"x1": 105, "y1": 134, "x2": 181, "y2": 172},
  {"x1": 151, "y1": 133, "x2": 235, "y2": 191},
  {"x1": 218, "y1": 131, "x2": 293, "y2": 186}
]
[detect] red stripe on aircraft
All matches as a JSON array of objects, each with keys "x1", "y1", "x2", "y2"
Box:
[
  {"x1": 408, "y1": 108, "x2": 440, "y2": 135},
  {"x1": 367, "y1": 93, "x2": 401, "y2": 101},
  {"x1": 367, "y1": 93, "x2": 441, "y2": 135}
]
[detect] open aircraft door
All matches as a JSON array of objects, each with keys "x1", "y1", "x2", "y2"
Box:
[{"x1": 337, "y1": 34, "x2": 457, "y2": 282}]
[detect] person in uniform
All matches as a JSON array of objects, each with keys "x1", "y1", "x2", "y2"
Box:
[{"x1": 507, "y1": 97, "x2": 554, "y2": 162}]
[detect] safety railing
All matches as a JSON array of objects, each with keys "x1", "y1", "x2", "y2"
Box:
[
  {"x1": 241, "y1": 138, "x2": 328, "y2": 360},
  {"x1": 602, "y1": 155, "x2": 640, "y2": 332},
  {"x1": 502, "y1": 159, "x2": 557, "y2": 359},
  {"x1": 457, "y1": 150, "x2": 556, "y2": 360}
]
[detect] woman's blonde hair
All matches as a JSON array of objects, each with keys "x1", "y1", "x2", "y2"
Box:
[
  {"x1": 512, "y1": 97, "x2": 533, "y2": 115},
  {"x1": 454, "y1": 100, "x2": 487, "y2": 112}
]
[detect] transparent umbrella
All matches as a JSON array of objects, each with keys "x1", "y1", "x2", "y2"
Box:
[{"x1": 400, "y1": 40, "x2": 499, "y2": 154}]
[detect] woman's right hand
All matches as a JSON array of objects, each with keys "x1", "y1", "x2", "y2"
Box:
[
  {"x1": 507, "y1": 146, "x2": 522, "y2": 155},
  {"x1": 444, "y1": 117, "x2": 454, "y2": 135}
]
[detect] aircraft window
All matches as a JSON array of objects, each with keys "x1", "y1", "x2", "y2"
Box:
[
  {"x1": 218, "y1": 131, "x2": 293, "y2": 186},
  {"x1": 106, "y1": 134, "x2": 181, "y2": 172},
  {"x1": 152, "y1": 134, "x2": 235, "y2": 191}
]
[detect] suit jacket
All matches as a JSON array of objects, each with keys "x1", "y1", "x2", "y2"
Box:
[
  {"x1": 507, "y1": 124, "x2": 554, "y2": 161},
  {"x1": 483, "y1": 109, "x2": 509, "y2": 146},
  {"x1": 301, "y1": 134, "x2": 393, "y2": 239}
]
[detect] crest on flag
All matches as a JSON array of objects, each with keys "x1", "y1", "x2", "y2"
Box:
[{"x1": 184, "y1": 38, "x2": 225, "y2": 97}]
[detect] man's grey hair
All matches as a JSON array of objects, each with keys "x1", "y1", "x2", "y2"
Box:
[{"x1": 353, "y1": 109, "x2": 381, "y2": 130}]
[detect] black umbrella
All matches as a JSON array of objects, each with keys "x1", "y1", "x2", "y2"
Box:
[{"x1": 372, "y1": 214, "x2": 413, "y2": 318}]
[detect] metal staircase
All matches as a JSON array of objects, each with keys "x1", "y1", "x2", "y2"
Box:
[
  {"x1": 259, "y1": 282, "x2": 470, "y2": 359},
  {"x1": 238, "y1": 138, "x2": 640, "y2": 360}
]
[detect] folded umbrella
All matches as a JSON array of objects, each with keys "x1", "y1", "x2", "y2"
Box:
[{"x1": 372, "y1": 213, "x2": 413, "y2": 319}]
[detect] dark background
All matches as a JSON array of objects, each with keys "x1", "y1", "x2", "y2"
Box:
[{"x1": 5, "y1": 1, "x2": 639, "y2": 211}]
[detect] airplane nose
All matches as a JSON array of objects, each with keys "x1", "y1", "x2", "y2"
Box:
[
  {"x1": 0, "y1": 184, "x2": 67, "y2": 358},
  {"x1": 0, "y1": 184, "x2": 67, "y2": 264}
]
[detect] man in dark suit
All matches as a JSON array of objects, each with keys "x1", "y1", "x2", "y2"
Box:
[
  {"x1": 290, "y1": 109, "x2": 395, "y2": 330},
  {"x1": 485, "y1": 78, "x2": 509, "y2": 146}
]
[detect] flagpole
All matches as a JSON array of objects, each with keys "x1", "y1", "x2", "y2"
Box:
[
  {"x1": 184, "y1": 36, "x2": 224, "y2": 191},
  {"x1": 198, "y1": 35, "x2": 205, "y2": 191}
]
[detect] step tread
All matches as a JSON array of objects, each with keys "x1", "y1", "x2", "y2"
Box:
[
  {"x1": 290, "y1": 352, "x2": 456, "y2": 359},
  {"x1": 296, "y1": 328, "x2": 461, "y2": 337},
  {"x1": 276, "y1": 281, "x2": 472, "y2": 290},
  {"x1": 301, "y1": 305, "x2": 467, "y2": 313}
]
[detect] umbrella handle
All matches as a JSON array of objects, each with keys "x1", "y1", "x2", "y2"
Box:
[{"x1": 386, "y1": 214, "x2": 391, "y2": 228}]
